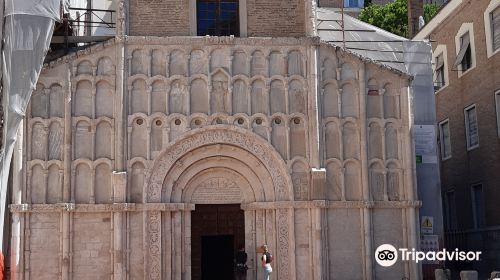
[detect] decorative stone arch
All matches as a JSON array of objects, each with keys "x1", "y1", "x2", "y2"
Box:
[
  {"x1": 145, "y1": 125, "x2": 293, "y2": 202},
  {"x1": 143, "y1": 125, "x2": 296, "y2": 280}
]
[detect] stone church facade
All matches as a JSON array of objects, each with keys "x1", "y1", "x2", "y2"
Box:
[{"x1": 8, "y1": 1, "x2": 420, "y2": 279}]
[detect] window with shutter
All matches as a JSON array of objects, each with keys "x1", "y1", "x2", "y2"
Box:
[
  {"x1": 492, "y1": 6, "x2": 500, "y2": 51},
  {"x1": 464, "y1": 105, "x2": 479, "y2": 150}
]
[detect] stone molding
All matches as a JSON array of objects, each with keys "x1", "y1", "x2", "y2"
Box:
[
  {"x1": 125, "y1": 36, "x2": 320, "y2": 47},
  {"x1": 9, "y1": 200, "x2": 421, "y2": 213}
]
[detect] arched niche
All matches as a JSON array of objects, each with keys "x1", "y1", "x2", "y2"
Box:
[
  {"x1": 151, "y1": 80, "x2": 167, "y2": 114},
  {"x1": 48, "y1": 122, "x2": 63, "y2": 161},
  {"x1": 288, "y1": 80, "x2": 305, "y2": 114},
  {"x1": 232, "y1": 79, "x2": 248, "y2": 114},
  {"x1": 322, "y1": 58, "x2": 337, "y2": 80},
  {"x1": 251, "y1": 50, "x2": 267, "y2": 77},
  {"x1": 130, "y1": 161, "x2": 145, "y2": 203},
  {"x1": 169, "y1": 117, "x2": 187, "y2": 142},
  {"x1": 95, "y1": 121, "x2": 112, "y2": 159},
  {"x1": 366, "y1": 78, "x2": 382, "y2": 118},
  {"x1": 190, "y1": 49, "x2": 207, "y2": 75},
  {"x1": 76, "y1": 60, "x2": 93, "y2": 76},
  {"x1": 342, "y1": 122, "x2": 359, "y2": 160},
  {"x1": 288, "y1": 50, "x2": 303, "y2": 76},
  {"x1": 369, "y1": 161, "x2": 385, "y2": 201},
  {"x1": 251, "y1": 79, "x2": 268, "y2": 115},
  {"x1": 384, "y1": 84, "x2": 401, "y2": 119},
  {"x1": 190, "y1": 78, "x2": 209, "y2": 114},
  {"x1": 74, "y1": 163, "x2": 91, "y2": 203},
  {"x1": 31, "y1": 164, "x2": 46, "y2": 203},
  {"x1": 252, "y1": 117, "x2": 268, "y2": 140},
  {"x1": 271, "y1": 117, "x2": 286, "y2": 159},
  {"x1": 169, "y1": 80, "x2": 187, "y2": 115},
  {"x1": 385, "y1": 123, "x2": 399, "y2": 160},
  {"x1": 291, "y1": 160, "x2": 310, "y2": 201},
  {"x1": 151, "y1": 118, "x2": 164, "y2": 157},
  {"x1": 270, "y1": 80, "x2": 286, "y2": 114},
  {"x1": 210, "y1": 49, "x2": 229, "y2": 73},
  {"x1": 290, "y1": 117, "x2": 306, "y2": 158},
  {"x1": 326, "y1": 161, "x2": 343, "y2": 201},
  {"x1": 323, "y1": 83, "x2": 339, "y2": 118},
  {"x1": 96, "y1": 81, "x2": 114, "y2": 118},
  {"x1": 151, "y1": 50, "x2": 166, "y2": 77},
  {"x1": 95, "y1": 163, "x2": 112, "y2": 203},
  {"x1": 170, "y1": 50, "x2": 187, "y2": 76},
  {"x1": 73, "y1": 80, "x2": 93, "y2": 117},
  {"x1": 131, "y1": 49, "x2": 147, "y2": 75},
  {"x1": 387, "y1": 162, "x2": 401, "y2": 201},
  {"x1": 49, "y1": 84, "x2": 64, "y2": 118},
  {"x1": 47, "y1": 164, "x2": 62, "y2": 203},
  {"x1": 325, "y1": 122, "x2": 340, "y2": 160},
  {"x1": 232, "y1": 50, "x2": 248, "y2": 76},
  {"x1": 131, "y1": 118, "x2": 147, "y2": 158},
  {"x1": 340, "y1": 62, "x2": 356, "y2": 80},
  {"x1": 31, "y1": 122, "x2": 48, "y2": 160},
  {"x1": 269, "y1": 51, "x2": 285, "y2": 76},
  {"x1": 344, "y1": 161, "x2": 361, "y2": 200},
  {"x1": 341, "y1": 83, "x2": 358, "y2": 118},
  {"x1": 368, "y1": 122, "x2": 383, "y2": 159},
  {"x1": 96, "y1": 56, "x2": 115, "y2": 76},
  {"x1": 131, "y1": 79, "x2": 148, "y2": 114},
  {"x1": 31, "y1": 85, "x2": 48, "y2": 118},
  {"x1": 74, "y1": 120, "x2": 92, "y2": 160},
  {"x1": 210, "y1": 71, "x2": 230, "y2": 114}
]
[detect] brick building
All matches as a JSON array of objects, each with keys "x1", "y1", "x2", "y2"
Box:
[
  {"x1": 7, "y1": 0, "x2": 422, "y2": 279},
  {"x1": 415, "y1": 0, "x2": 500, "y2": 276}
]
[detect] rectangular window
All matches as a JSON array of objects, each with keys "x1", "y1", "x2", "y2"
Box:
[
  {"x1": 444, "y1": 189, "x2": 457, "y2": 231},
  {"x1": 464, "y1": 105, "x2": 479, "y2": 150},
  {"x1": 492, "y1": 6, "x2": 500, "y2": 51},
  {"x1": 435, "y1": 53, "x2": 445, "y2": 90},
  {"x1": 454, "y1": 31, "x2": 472, "y2": 72},
  {"x1": 197, "y1": 0, "x2": 239, "y2": 37},
  {"x1": 439, "y1": 119, "x2": 452, "y2": 159},
  {"x1": 471, "y1": 184, "x2": 486, "y2": 229},
  {"x1": 496, "y1": 90, "x2": 500, "y2": 137}
]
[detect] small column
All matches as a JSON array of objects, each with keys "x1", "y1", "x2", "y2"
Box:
[{"x1": 113, "y1": 172, "x2": 127, "y2": 280}]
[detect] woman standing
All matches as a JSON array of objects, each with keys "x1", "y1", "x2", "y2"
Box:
[{"x1": 260, "y1": 245, "x2": 273, "y2": 280}]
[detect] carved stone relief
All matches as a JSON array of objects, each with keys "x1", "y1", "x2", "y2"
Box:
[
  {"x1": 169, "y1": 80, "x2": 187, "y2": 115},
  {"x1": 210, "y1": 71, "x2": 229, "y2": 114}
]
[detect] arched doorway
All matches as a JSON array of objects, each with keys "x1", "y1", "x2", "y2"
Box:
[{"x1": 143, "y1": 126, "x2": 296, "y2": 280}]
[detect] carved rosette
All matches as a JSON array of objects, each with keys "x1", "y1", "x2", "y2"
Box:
[
  {"x1": 277, "y1": 208, "x2": 292, "y2": 279},
  {"x1": 147, "y1": 211, "x2": 162, "y2": 280}
]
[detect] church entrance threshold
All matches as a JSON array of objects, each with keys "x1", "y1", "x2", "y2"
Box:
[{"x1": 191, "y1": 204, "x2": 245, "y2": 280}]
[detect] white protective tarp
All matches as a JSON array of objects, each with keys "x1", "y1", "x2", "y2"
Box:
[{"x1": 0, "y1": 0, "x2": 61, "y2": 252}]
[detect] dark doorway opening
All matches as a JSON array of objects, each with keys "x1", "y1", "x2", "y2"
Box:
[
  {"x1": 192, "y1": 204, "x2": 245, "y2": 280},
  {"x1": 201, "y1": 235, "x2": 234, "y2": 280}
]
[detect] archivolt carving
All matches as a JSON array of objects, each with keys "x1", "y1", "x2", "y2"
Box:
[{"x1": 146, "y1": 126, "x2": 293, "y2": 203}]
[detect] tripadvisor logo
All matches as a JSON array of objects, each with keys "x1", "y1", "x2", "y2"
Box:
[
  {"x1": 375, "y1": 244, "x2": 398, "y2": 267},
  {"x1": 374, "y1": 244, "x2": 482, "y2": 267}
]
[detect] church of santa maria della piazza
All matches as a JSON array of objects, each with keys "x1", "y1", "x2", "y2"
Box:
[{"x1": 8, "y1": 0, "x2": 422, "y2": 279}]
